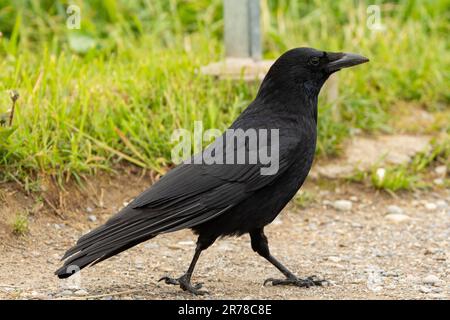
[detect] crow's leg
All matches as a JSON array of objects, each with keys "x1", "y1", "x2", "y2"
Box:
[
  {"x1": 250, "y1": 228, "x2": 327, "y2": 288},
  {"x1": 159, "y1": 236, "x2": 215, "y2": 295}
]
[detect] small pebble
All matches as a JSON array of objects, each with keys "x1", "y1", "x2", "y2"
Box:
[
  {"x1": 422, "y1": 275, "x2": 441, "y2": 286},
  {"x1": 436, "y1": 200, "x2": 447, "y2": 209},
  {"x1": 433, "y1": 178, "x2": 444, "y2": 186},
  {"x1": 272, "y1": 217, "x2": 282, "y2": 225},
  {"x1": 384, "y1": 271, "x2": 399, "y2": 277},
  {"x1": 217, "y1": 243, "x2": 233, "y2": 251},
  {"x1": 434, "y1": 165, "x2": 447, "y2": 176},
  {"x1": 327, "y1": 256, "x2": 341, "y2": 263},
  {"x1": 419, "y1": 286, "x2": 432, "y2": 293},
  {"x1": 386, "y1": 205, "x2": 403, "y2": 215},
  {"x1": 332, "y1": 200, "x2": 352, "y2": 211},
  {"x1": 86, "y1": 207, "x2": 93, "y2": 213},
  {"x1": 425, "y1": 203, "x2": 437, "y2": 211},
  {"x1": 144, "y1": 243, "x2": 159, "y2": 249},
  {"x1": 74, "y1": 289, "x2": 88, "y2": 296},
  {"x1": 350, "y1": 196, "x2": 358, "y2": 202},
  {"x1": 135, "y1": 263, "x2": 144, "y2": 270},
  {"x1": 376, "y1": 168, "x2": 386, "y2": 181},
  {"x1": 88, "y1": 215, "x2": 97, "y2": 222},
  {"x1": 177, "y1": 240, "x2": 195, "y2": 246},
  {"x1": 60, "y1": 290, "x2": 73, "y2": 296},
  {"x1": 385, "y1": 213, "x2": 410, "y2": 222}
]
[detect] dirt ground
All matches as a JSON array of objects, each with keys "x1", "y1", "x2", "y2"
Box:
[{"x1": 0, "y1": 169, "x2": 448, "y2": 300}]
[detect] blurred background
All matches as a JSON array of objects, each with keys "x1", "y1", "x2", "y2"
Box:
[{"x1": 0, "y1": 0, "x2": 448, "y2": 187}]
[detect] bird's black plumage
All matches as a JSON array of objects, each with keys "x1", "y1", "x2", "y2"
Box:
[{"x1": 56, "y1": 47, "x2": 368, "y2": 293}]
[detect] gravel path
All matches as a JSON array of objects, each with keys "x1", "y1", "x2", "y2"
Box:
[{"x1": 0, "y1": 182, "x2": 448, "y2": 300}]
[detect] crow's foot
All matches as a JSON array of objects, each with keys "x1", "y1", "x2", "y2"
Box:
[
  {"x1": 159, "y1": 274, "x2": 208, "y2": 295},
  {"x1": 264, "y1": 275, "x2": 327, "y2": 288}
]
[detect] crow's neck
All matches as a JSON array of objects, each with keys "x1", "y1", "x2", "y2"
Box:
[{"x1": 254, "y1": 77, "x2": 320, "y2": 123}]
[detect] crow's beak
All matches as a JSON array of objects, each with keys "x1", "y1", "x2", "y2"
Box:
[{"x1": 326, "y1": 52, "x2": 369, "y2": 73}]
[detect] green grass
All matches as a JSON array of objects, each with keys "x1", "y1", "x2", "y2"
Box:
[
  {"x1": 0, "y1": 0, "x2": 448, "y2": 184},
  {"x1": 348, "y1": 138, "x2": 450, "y2": 192},
  {"x1": 371, "y1": 166, "x2": 420, "y2": 191},
  {"x1": 292, "y1": 190, "x2": 316, "y2": 209},
  {"x1": 10, "y1": 211, "x2": 29, "y2": 235}
]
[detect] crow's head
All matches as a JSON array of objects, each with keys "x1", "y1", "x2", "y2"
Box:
[{"x1": 262, "y1": 47, "x2": 369, "y2": 97}]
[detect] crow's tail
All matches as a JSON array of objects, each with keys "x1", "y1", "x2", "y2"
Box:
[{"x1": 55, "y1": 201, "x2": 228, "y2": 278}]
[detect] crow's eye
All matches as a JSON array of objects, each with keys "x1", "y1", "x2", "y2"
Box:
[{"x1": 309, "y1": 57, "x2": 320, "y2": 66}]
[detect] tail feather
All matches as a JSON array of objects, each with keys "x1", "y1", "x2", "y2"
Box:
[{"x1": 55, "y1": 203, "x2": 229, "y2": 279}]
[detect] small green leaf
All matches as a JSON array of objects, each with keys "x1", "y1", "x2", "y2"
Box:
[{"x1": 0, "y1": 126, "x2": 16, "y2": 143}]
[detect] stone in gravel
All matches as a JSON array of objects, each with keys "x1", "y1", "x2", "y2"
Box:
[
  {"x1": 60, "y1": 290, "x2": 73, "y2": 296},
  {"x1": 385, "y1": 213, "x2": 410, "y2": 223},
  {"x1": 86, "y1": 207, "x2": 93, "y2": 213},
  {"x1": 351, "y1": 279, "x2": 364, "y2": 284},
  {"x1": 74, "y1": 289, "x2": 88, "y2": 296},
  {"x1": 386, "y1": 205, "x2": 403, "y2": 215},
  {"x1": 218, "y1": 243, "x2": 234, "y2": 251},
  {"x1": 384, "y1": 271, "x2": 399, "y2": 277},
  {"x1": 144, "y1": 243, "x2": 159, "y2": 249},
  {"x1": 135, "y1": 263, "x2": 144, "y2": 270},
  {"x1": 436, "y1": 200, "x2": 447, "y2": 209},
  {"x1": 177, "y1": 240, "x2": 195, "y2": 246},
  {"x1": 327, "y1": 256, "x2": 341, "y2": 263},
  {"x1": 434, "y1": 165, "x2": 447, "y2": 176},
  {"x1": 422, "y1": 275, "x2": 441, "y2": 286},
  {"x1": 350, "y1": 196, "x2": 358, "y2": 202},
  {"x1": 425, "y1": 202, "x2": 437, "y2": 211},
  {"x1": 332, "y1": 200, "x2": 352, "y2": 211},
  {"x1": 419, "y1": 286, "x2": 432, "y2": 293},
  {"x1": 433, "y1": 178, "x2": 444, "y2": 185},
  {"x1": 272, "y1": 217, "x2": 282, "y2": 225},
  {"x1": 88, "y1": 215, "x2": 97, "y2": 222},
  {"x1": 376, "y1": 168, "x2": 386, "y2": 181}
]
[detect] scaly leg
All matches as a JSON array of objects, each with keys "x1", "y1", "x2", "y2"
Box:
[
  {"x1": 250, "y1": 228, "x2": 327, "y2": 288},
  {"x1": 159, "y1": 236, "x2": 214, "y2": 295}
]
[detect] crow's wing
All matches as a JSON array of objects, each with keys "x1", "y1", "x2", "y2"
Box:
[
  {"x1": 57, "y1": 128, "x2": 301, "y2": 274},
  {"x1": 129, "y1": 130, "x2": 298, "y2": 211}
]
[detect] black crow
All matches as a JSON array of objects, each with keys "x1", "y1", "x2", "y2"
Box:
[{"x1": 56, "y1": 48, "x2": 368, "y2": 294}]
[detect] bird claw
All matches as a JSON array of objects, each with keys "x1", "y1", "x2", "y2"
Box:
[
  {"x1": 264, "y1": 275, "x2": 327, "y2": 288},
  {"x1": 159, "y1": 276, "x2": 179, "y2": 285},
  {"x1": 159, "y1": 275, "x2": 208, "y2": 295}
]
